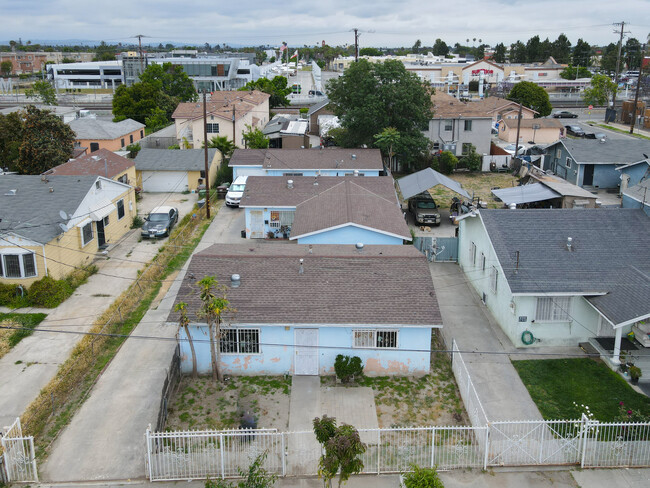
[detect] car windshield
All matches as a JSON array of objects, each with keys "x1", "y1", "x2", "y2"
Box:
[
  {"x1": 417, "y1": 201, "x2": 437, "y2": 209},
  {"x1": 149, "y1": 213, "x2": 168, "y2": 222},
  {"x1": 229, "y1": 184, "x2": 245, "y2": 192},
  {"x1": 505, "y1": 145, "x2": 520, "y2": 151}
]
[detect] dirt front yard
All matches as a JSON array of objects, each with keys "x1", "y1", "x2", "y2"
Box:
[{"x1": 428, "y1": 172, "x2": 519, "y2": 209}]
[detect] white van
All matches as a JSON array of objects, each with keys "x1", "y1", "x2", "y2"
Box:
[{"x1": 225, "y1": 175, "x2": 248, "y2": 207}]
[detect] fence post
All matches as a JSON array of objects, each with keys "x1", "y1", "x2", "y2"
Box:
[
  {"x1": 146, "y1": 425, "x2": 153, "y2": 481},
  {"x1": 483, "y1": 424, "x2": 490, "y2": 471},
  {"x1": 377, "y1": 429, "x2": 381, "y2": 474},
  {"x1": 281, "y1": 433, "x2": 286, "y2": 477},
  {"x1": 430, "y1": 427, "x2": 435, "y2": 468},
  {"x1": 29, "y1": 436, "x2": 38, "y2": 482},
  {"x1": 219, "y1": 433, "x2": 225, "y2": 479},
  {"x1": 580, "y1": 414, "x2": 589, "y2": 468}
]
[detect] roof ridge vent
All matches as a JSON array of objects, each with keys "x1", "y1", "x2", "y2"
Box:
[
  {"x1": 287, "y1": 179, "x2": 294, "y2": 189},
  {"x1": 4, "y1": 189, "x2": 17, "y2": 196},
  {"x1": 566, "y1": 237, "x2": 573, "y2": 251}
]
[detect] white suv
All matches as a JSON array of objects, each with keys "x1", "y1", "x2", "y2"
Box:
[{"x1": 225, "y1": 176, "x2": 248, "y2": 207}]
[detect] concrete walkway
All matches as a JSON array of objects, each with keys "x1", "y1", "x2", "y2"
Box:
[{"x1": 429, "y1": 262, "x2": 544, "y2": 421}]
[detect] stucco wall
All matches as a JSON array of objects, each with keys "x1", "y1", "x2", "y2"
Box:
[
  {"x1": 77, "y1": 128, "x2": 144, "y2": 153},
  {"x1": 622, "y1": 194, "x2": 650, "y2": 216},
  {"x1": 179, "y1": 325, "x2": 432, "y2": 376},
  {"x1": 426, "y1": 118, "x2": 492, "y2": 156},
  {"x1": 296, "y1": 225, "x2": 404, "y2": 245},
  {"x1": 621, "y1": 163, "x2": 650, "y2": 187}
]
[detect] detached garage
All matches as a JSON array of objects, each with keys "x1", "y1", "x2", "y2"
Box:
[{"x1": 134, "y1": 148, "x2": 221, "y2": 193}]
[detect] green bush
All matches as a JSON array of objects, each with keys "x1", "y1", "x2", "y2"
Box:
[
  {"x1": 0, "y1": 282, "x2": 21, "y2": 306},
  {"x1": 215, "y1": 163, "x2": 233, "y2": 187},
  {"x1": 402, "y1": 465, "x2": 445, "y2": 488},
  {"x1": 131, "y1": 215, "x2": 144, "y2": 228},
  {"x1": 334, "y1": 354, "x2": 364, "y2": 383},
  {"x1": 28, "y1": 276, "x2": 73, "y2": 308}
]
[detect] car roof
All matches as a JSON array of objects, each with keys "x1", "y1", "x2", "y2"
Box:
[
  {"x1": 233, "y1": 175, "x2": 248, "y2": 184},
  {"x1": 150, "y1": 205, "x2": 175, "y2": 214}
]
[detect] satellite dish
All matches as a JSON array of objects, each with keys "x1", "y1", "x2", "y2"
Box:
[
  {"x1": 59, "y1": 210, "x2": 68, "y2": 220},
  {"x1": 59, "y1": 223, "x2": 68, "y2": 232}
]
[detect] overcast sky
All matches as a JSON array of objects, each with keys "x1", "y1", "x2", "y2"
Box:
[{"x1": 1, "y1": 0, "x2": 648, "y2": 48}]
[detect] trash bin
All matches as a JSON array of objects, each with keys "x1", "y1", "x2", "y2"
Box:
[
  {"x1": 216, "y1": 185, "x2": 228, "y2": 199},
  {"x1": 241, "y1": 230, "x2": 246, "y2": 238},
  {"x1": 198, "y1": 189, "x2": 207, "y2": 199},
  {"x1": 197, "y1": 198, "x2": 206, "y2": 208}
]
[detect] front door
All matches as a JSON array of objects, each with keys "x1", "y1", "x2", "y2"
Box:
[
  {"x1": 96, "y1": 219, "x2": 106, "y2": 247},
  {"x1": 250, "y1": 210, "x2": 264, "y2": 239},
  {"x1": 295, "y1": 329, "x2": 319, "y2": 375},
  {"x1": 583, "y1": 164, "x2": 594, "y2": 186}
]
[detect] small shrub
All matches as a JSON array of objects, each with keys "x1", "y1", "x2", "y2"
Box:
[
  {"x1": 131, "y1": 216, "x2": 144, "y2": 228},
  {"x1": 28, "y1": 276, "x2": 72, "y2": 308},
  {"x1": 334, "y1": 354, "x2": 364, "y2": 383},
  {"x1": 402, "y1": 465, "x2": 445, "y2": 488},
  {"x1": 126, "y1": 143, "x2": 141, "y2": 158},
  {"x1": 168, "y1": 144, "x2": 181, "y2": 149},
  {"x1": 0, "y1": 282, "x2": 21, "y2": 306},
  {"x1": 215, "y1": 163, "x2": 233, "y2": 187}
]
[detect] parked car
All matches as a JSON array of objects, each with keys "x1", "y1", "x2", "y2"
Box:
[
  {"x1": 225, "y1": 175, "x2": 248, "y2": 207},
  {"x1": 503, "y1": 144, "x2": 526, "y2": 156},
  {"x1": 408, "y1": 192, "x2": 441, "y2": 226},
  {"x1": 141, "y1": 206, "x2": 179, "y2": 239},
  {"x1": 565, "y1": 125, "x2": 586, "y2": 137},
  {"x1": 584, "y1": 132, "x2": 607, "y2": 140},
  {"x1": 308, "y1": 90, "x2": 325, "y2": 96},
  {"x1": 552, "y1": 111, "x2": 578, "y2": 119}
]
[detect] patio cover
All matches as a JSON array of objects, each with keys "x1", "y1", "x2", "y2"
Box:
[
  {"x1": 491, "y1": 183, "x2": 560, "y2": 206},
  {"x1": 397, "y1": 168, "x2": 471, "y2": 200}
]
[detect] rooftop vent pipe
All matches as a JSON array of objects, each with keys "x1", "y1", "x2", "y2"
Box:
[
  {"x1": 287, "y1": 179, "x2": 294, "y2": 189},
  {"x1": 231, "y1": 274, "x2": 241, "y2": 288},
  {"x1": 355, "y1": 242, "x2": 364, "y2": 252},
  {"x1": 508, "y1": 203, "x2": 516, "y2": 210},
  {"x1": 299, "y1": 258, "x2": 304, "y2": 275},
  {"x1": 566, "y1": 237, "x2": 573, "y2": 251}
]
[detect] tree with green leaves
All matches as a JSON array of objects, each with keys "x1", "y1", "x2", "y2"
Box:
[
  {"x1": 240, "y1": 75, "x2": 291, "y2": 107},
  {"x1": 313, "y1": 416, "x2": 365, "y2": 488},
  {"x1": 560, "y1": 65, "x2": 592, "y2": 80},
  {"x1": 539, "y1": 37, "x2": 553, "y2": 61},
  {"x1": 432, "y1": 39, "x2": 449, "y2": 56},
  {"x1": 624, "y1": 38, "x2": 643, "y2": 70},
  {"x1": 436, "y1": 150, "x2": 458, "y2": 175},
  {"x1": 326, "y1": 59, "x2": 433, "y2": 170},
  {"x1": 599, "y1": 43, "x2": 619, "y2": 74},
  {"x1": 1, "y1": 60, "x2": 12, "y2": 76},
  {"x1": 492, "y1": 43, "x2": 507, "y2": 63},
  {"x1": 572, "y1": 39, "x2": 592, "y2": 67},
  {"x1": 93, "y1": 41, "x2": 117, "y2": 61},
  {"x1": 0, "y1": 111, "x2": 23, "y2": 171},
  {"x1": 175, "y1": 302, "x2": 198, "y2": 378},
  {"x1": 139, "y1": 62, "x2": 197, "y2": 102},
  {"x1": 17, "y1": 106, "x2": 76, "y2": 175},
  {"x1": 412, "y1": 39, "x2": 422, "y2": 54},
  {"x1": 526, "y1": 35, "x2": 542, "y2": 62},
  {"x1": 197, "y1": 276, "x2": 232, "y2": 382},
  {"x1": 583, "y1": 74, "x2": 617, "y2": 106},
  {"x1": 460, "y1": 144, "x2": 481, "y2": 172},
  {"x1": 373, "y1": 127, "x2": 400, "y2": 172},
  {"x1": 25, "y1": 80, "x2": 57, "y2": 105},
  {"x1": 509, "y1": 41, "x2": 527, "y2": 63},
  {"x1": 359, "y1": 47, "x2": 382, "y2": 56},
  {"x1": 242, "y1": 125, "x2": 269, "y2": 149},
  {"x1": 507, "y1": 81, "x2": 552, "y2": 117},
  {"x1": 551, "y1": 34, "x2": 572, "y2": 63},
  {"x1": 205, "y1": 135, "x2": 237, "y2": 158},
  {"x1": 144, "y1": 107, "x2": 170, "y2": 132}
]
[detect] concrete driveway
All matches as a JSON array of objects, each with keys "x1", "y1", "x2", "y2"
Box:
[{"x1": 137, "y1": 192, "x2": 198, "y2": 220}]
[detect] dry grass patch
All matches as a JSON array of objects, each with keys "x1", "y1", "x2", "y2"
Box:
[
  {"x1": 0, "y1": 313, "x2": 48, "y2": 360},
  {"x1": 428, "y1": 172, "x2": 519, "y2": 209}
]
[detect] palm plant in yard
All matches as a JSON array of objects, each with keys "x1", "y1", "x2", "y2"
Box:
[
  {"x1": 175, "y1": 301, "x2": 198, "y2": 378},
  {"x1": 197, "y1": 276, "x2": 232, "y2": 382}
]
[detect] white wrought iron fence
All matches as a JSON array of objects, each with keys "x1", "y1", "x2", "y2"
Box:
[
  {"x1": 451, "y1": 339, "x2": 489, "y2": 429},
  {"x1": 581, "y1": 421, "x2": 650, "y2": 468},
  {"x1": 1, "y1": 418, "x2": 38, "y2": 482}
]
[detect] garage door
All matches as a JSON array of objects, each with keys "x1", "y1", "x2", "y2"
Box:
[{"x1": 141, "y1": 171, "x2": 189, "y2": 193}]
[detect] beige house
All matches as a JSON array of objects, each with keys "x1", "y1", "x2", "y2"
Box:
[
  {"x1": 469, "y1": 97, "x2": 537, "y2": 124},
  {"x1": 69, "y1": 117, "x2": 145, "y2": 153},
  {"x1": 0, "y1": 175, "x2": 136, "y2": 286},
  {"x1": 172, "y1": 90, "x2": 270, "y2": 149},
  {"x1": 45, "y1": 148, "x2": 136, "y2": 186},
  {"x1": 499, "y1": 118, "x2": 564, "y2": 144}
]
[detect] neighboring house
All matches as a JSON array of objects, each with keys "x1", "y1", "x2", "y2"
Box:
[
  {"x1": 457, "y1": 209, "x2": 650, "y2": 363},
  {"x1": 0, "y1": 175, "x2": 136, "y2": 285},
  {"x1": 425, "y1": 92, "x2": 493, "y2": 157},
  {"x1": 0, "y1": 105, "x2": 80, "y2": 124},
  {"x1": 45, "y1": 148, "x2": 136, "y2": 186},
  {"x1": 543, "y1": 139, "x2": 650, "y2": 189},
  {"x1": 499, "y1": 118, "x2": 564, "y2": 144},
  {"x1": 240, "y1": 176, "x2": 410, "y2": 244},
  {"x1": 0, "y1": 52, "x2": 47, "y2": 75},
  {"x1": 617, "y1": 160, "x2": 650, "y2": 194},
  {"x1": 134, "y1": 149, "x2": 221, "y2": 193},
  {"x1": 469, "y1": 97, "x2": 537, "y2": 125},
  {"x1": 263, "y1": 114, "x2": 310, "y2": 149},
  {"x1": 307, "y1": 100, "x2": 333, "y2": 135},
  {"x1": 172, "y1": 90, "x2": 270, "y2": 149},
  {"x1": 622, "y1": 179, "x2": 650, "y2": 216},
  {"x1": 170, "y1": 243, "x2": 442, "y2": 376},
  {"x1": 229, "y1": 148, "x2": 384, "y2": 179},
  {"x1": 69, "y1": 117, "x2": 145, "y2": 153}
]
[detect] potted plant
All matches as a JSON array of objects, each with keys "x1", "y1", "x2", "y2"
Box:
[{"x1": 629, "y1": 366, "x2": 642, "y2": 385}]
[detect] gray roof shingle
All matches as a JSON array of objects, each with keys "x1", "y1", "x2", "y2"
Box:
[
  {"x1": 69, "y1": 117, "x2": 144, "y2": 140},
  {"x1": 134, "y1": 148, "x2": 218, "y2": 171},
  {"x1": 623, "y1": 179, "x2": 650, "y2": 204},
  {"x1": 170, "y1": 243, "x2": 442, "y2": 326},
  {"x1": 479, "y1": 208, "x2": 650, "y2": 325},
  {"x1": 0, "y1": 175, "x2": 100, "y2": 244},
  {"x1": 229, "y1": 148, "x2": 383, "y2": 171},
  {"x1": 557, "y1": 139, "x2": 650, "y2": 165}
]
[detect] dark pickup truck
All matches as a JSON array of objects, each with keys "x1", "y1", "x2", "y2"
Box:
[{"x1": 408, "y1": 192, "x2": 441, "y2": 226}]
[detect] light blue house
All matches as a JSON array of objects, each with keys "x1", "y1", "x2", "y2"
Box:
[
  {"x1": 229, "y1": 148, "x2": 383, "y2": 180},
  {"x1": 622, "y1": 179, "x2": 650, "y2": 216},
  {"x1": 240, "y1": 176, "x2": 411, "y2": 244},
  {"x1": 543, "y1": 139, "x2": 649, "y2": 190},
  {"x1": 457, "y1": 208, "x2": 650, "y2": 366},
  {"x1": 170, "y1": 244, "x2": 442, "y2": 376}
]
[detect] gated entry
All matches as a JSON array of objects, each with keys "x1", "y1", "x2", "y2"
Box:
[
  {"x1": 1, "y1": 418, "x2": 38, "y2": 482},
  {"x1": 413, "y1": 237, "x2": 458, "y2": 262}
]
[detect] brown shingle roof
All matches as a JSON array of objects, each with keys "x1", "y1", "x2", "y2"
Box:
[
  {"x1": 229, "y1": 148, "x2": 384, "y2": 171},
  {"x1": 45, "y1": 149, "x2": 134, "y2": 179},
  {"x1": 290, "y1": 179, "x2": 411, "y2": 240},
  {"x1": 172, "y1": 90, "x2": 270, "y2": 122},
  {"x1": 240, "y1": 175, "x2": 396, "y2": 208},
  {"x1": 170, "y1": 243, "x2": 442, "y2": 326},
  {"x1": 431, "y1": 92, "x2": 492, "y2": 119}
]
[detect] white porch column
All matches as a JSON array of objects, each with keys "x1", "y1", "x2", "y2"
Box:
[{"x1": 611, "y1": 327, "x2": 622, "y2": 366}]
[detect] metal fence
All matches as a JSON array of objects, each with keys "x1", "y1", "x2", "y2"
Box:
[
  {"x1": 1, "y1": 418, "x2": 38, "y2": 482},
  {"x1": 451, "y1": 339, "x2": 489, "y2": 429},
  {"x1": 156, "y1": 344, "x2": 181, "y2": 432}
]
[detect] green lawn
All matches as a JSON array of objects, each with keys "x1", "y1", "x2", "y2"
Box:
[
  {"x1": 512, "y1": 358, "x2": 650, "y2": 421},
  {"x1": 0, "y1": 312, "x2": 47, "y2": 359}
]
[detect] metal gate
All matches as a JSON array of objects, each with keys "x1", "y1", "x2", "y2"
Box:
[
  {"x1": 1, "y1": 418, "x2": 38, "y2": 482},
  {"x1": 413, "y1": 237, "x2": 458, "y2": 262}
]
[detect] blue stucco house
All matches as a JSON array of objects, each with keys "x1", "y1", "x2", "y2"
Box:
[
  {"x1": 543, "y1": 139, "x2": 649, "y2": 190},
  {"x1": 457, "y1": 208, "x2": 650, "y2": 366},
  {"x1": 240, "y1": 175, "x2": 411, "y2": 244},
  {"x1": 228, "y1": 148, "x2": 384, "y2": 179},
  {"x1": 169, "y1": 244, "x2": 442, "y2": 376},
  {"x1": 622, "y1": 179, "x2": 650, "y2": 216}
]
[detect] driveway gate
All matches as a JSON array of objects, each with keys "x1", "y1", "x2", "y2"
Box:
[{"x1": 1, "y1": 418, "x2": 38, "y2": 482}]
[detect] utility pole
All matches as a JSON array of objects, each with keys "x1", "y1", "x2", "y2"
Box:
[
  {"x1": 133, "y1": 34, "x2": 146, "y2": 74},
  {"x1": 611, "y1": 21, "x2": 629, "y2": 115},
  {"x1": 203, "y1": 91, "x2": 210, "y2": 218},
  {"x1": 513, "y1": 102, "x2": 523, "y2": 163},
  {"x1": 629, "y1": 43, "x2": 646, "y2": 134},
  {"x1": 353, "y1": 28, "x2": 359, "y2": 62},
  {"x1": 232, "y1": 104, "x2": 236, "y2": 147}
]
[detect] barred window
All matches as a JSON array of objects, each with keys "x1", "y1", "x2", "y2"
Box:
[
  {"x1": 490, "y1": 266, "x2": 498, "y2": 293},
  {"x1": 1, "y1": 253, "x2": 36, "y2": 278},
  {"x1": 206, "y1": 123, "x2": 220, "y2": 133},
  {"x1": 22, "y1": 254, "x2": 36, "y2": 277},
  {"x1": 469, "y1": 241, "x2": 476, "y2": 265},
  {"x1": 220, "y1": 328, "x2": 260, "y2": 354},
  {"x1": 536, "y1": 297, "x2": 571, "y2": 322},
  {"x1": 81, "y1": 222, "x2": 94, "y2": 246},
  {"x1": 3, "y1": 255, "x2": 21, "y2": 278},
  {"x1": 353, "y1": 329, "x2": 398, "y2": 349}
]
